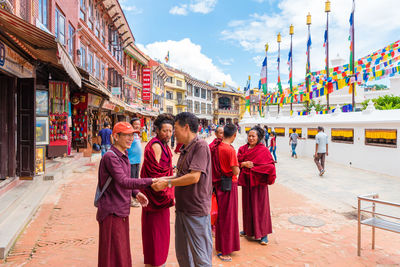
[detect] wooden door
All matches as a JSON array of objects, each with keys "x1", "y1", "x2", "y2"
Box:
[{"x1": 17, "y1": 78, "x2": 35, "y2": 177}]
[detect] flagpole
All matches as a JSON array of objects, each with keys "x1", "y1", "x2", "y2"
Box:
[
  {"x1": 325, "y1": 0, "x2": 331, "y2": 111},
  {"x1": 265, "y1": 43, "x2": 269, "y2": 114},
  {"x1": 289, "y1": 25, "x2": 294, "y2": 113},
  {"x1": 351, "y1": 0, "x2": 356, "y2": 111},
  {"x1": 277, "y1": 32, "x2": 281, "y2": 114},
  {"x1": 306, "y1": 13, "x2": 311, "y2": 111}
]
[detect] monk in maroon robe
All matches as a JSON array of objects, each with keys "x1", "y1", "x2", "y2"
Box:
[
  {"x1": 237, "y1": 126, "x2": 276, "y2": 245},
  {"x1": 209, "y1": 125, "x2": 224, "y2": 150},
  {"x1": 140, "y1": 114, "x2": 175, "y2": 267},
  {"x1": 210, "y1": 124, "x2": 240, "y2": 262}
]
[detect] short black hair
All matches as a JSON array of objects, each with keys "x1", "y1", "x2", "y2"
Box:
[
  {"x1": 318, "y1": 126, "x2": 324, "y2": 132},
  {"x1": 175, "y1": 112, "x2": 199, "y2": 133},
  {"x1": 249, "y1": 125, "x2": 265, "y2": 144},
  {"x1": 104, "y1": 122, "x2": 110, "y2": 127},
  {"x1": 264, "y1": 125, "x2": 269, "y2": 130},
  {"x1": 292, "y1": 128, "x2": 297, "y2": 133},
  {"x1": 154, "y1": 113, "x2": 175, "y2": 130},
  {"x1": 224, "y1": 124, "x2": 237, "y2": 138},
  {"x1": 130, "y1": 117, "x2": 140, "y2": 125}
]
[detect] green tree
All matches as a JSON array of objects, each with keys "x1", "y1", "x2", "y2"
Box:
[
  {"x1": 302, "y1": 99, "x2": 325, "y2": 112},
  {"x1": 361, "y1": 95, "x2": 400, "y2": 110}
]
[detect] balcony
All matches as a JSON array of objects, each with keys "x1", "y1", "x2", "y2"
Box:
[
  {"x1": 176, "y1": 99, "x2": 186, "y2": 106},
  {"x1": 215, "y1": 109, "x2": 239, "y2": 115}
]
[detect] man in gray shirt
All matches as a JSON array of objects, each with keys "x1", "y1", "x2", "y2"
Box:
[
  {"x1": 152, "y1": 112, "x2": 212, "y2": 267},
  {"x1": 314, "y1": 126, "x2": 329, "y2": 176}
]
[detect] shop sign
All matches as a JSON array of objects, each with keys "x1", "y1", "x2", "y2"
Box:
[
  {"x1": 112, "y1": 86, "x2": 121, "y2": 95},
  {"x1": 0, "y1": 41, "x2": 34, "y2": 78},
  {"x1": 102, "y1": 100, "x2": 116, "y2": 110},
  {"x1": 142, "y1": 68, "x2": 151, "y2": 101},
  {"x1": 145, "y1": 106, "x2": 152, "y2": 111},
  {"x1": 131, "y1": 70, "x2": 137, "y2": 80},
  {"x1": 88, "y1": 94, "x2": 103, "y2": 107}
]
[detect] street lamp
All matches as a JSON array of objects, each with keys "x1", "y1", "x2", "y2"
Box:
[
  {"x1": 325, "y1": 0, "x2": 331, "y2": 111},
  {"x1": 306, "y1": 13, "x2": 311, "y2": 111},
  {"x1": 289, "y1": 24, "x2": 294, "y2": 113}
]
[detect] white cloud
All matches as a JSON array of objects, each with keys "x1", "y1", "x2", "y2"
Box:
[
  {"x1": 218, "y1": 57, "x2": 234, "y2": 66},
  {"x1": 119, "y1": 0, "x2": 143, "y2": 14},
  {"x1": 221, "y1": 0, "x2": 400, "y2": 85},
  {"x1": 189, "y1": 0, "x2": 217, "y2": 14},
  {"x1": 137, "y1": 38, "x2": 236, "y2": 86},
  {"x1": 170, "y1": 0, "x2": 217, "y2": 15},
  {"x1": 169, "y1": 4, "x2": 188, "y2": 16}
]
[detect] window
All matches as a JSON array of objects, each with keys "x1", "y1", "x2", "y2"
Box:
[
  {"x1": 95, "y1": 58, "x2": 100, "y2": 78},
  {"x1": 167, "y1": 105, "x2": 173, "y2": 114},
  {"x1": 207, "y1": 104, "x2": 212, "y2": 115},
  {"x1": 177, "y1": 92, "x2": 182, "y2": 100},
  {"x1": 95, "y1": 10, "x2": 100, "y2": 38},
  {"x1": 218, "y1": 97, "x2": 231, "y2": 109},
  {"x1": 274, "y1": 127, "x2": 285, "y2": 137},
  {"x1": 166, "y1": 76, "x2": 173, "y2": 83},
  {"x1": 80, "y1": 44, "x2": 86, "y2": 69},
  {"x1": 68, "y1": 24, "x2": 74, "y2": 59},
  {"x1": 101, "y1": 20, "x2": 106, "y2": 44},
  {"x1": 88, "y1": 0, "x2": 94, "y2": 30},
  {"x1": 201, "y1": 89, "x2": 206, "y2": 99},
  {"x1": 194, "y1": 101, "x2": 200, "y2": 113},
  {"x1": 55, "y1": 8, "x2": 65, "y2": 45},
  {"x1": 187, "y1": 100, "x2": 193, "y2": 112},
  {"x1": 201, "y1": 103, "x2": 206, "y2": 114},
  {"x1": 331, "y1": 128, "x2": 354, "y2": 144},
  {"x1": 38, "y1": 0, "x2": 48, "y2": 28},
  {"x1": 194, "y1": 86, "x2": 200, "y2": 97},
  {"x1": 307, "y1": 128, "x2": 317, "y2": 139},
  {"x1": 187, "y1": 84, "x2": 193, "y2": 96},
  {"x1": 207, "y1": 90, "x2": 211, "y2": 100},
  {"x1": 101, "y1": 62, "x2": 105, "y2": 81},
  {"x1": 80, "y1": 0, "x2": 86, "y2": 21},
  {"x1": 177, "y1": 108, "x2": 183, "y2": 113},
  {"x1": 365, "y1": 129, "x2": 397, "y2": 148},
  {"x1": 88, "y1": 52, "x2": 93, "y2": 73},
  {"x1": 176, "y1": 80, "x2": 182, "y2": 87},
  {"x1": 166, "y1": 91, "x2": 173, "y2": 100}
]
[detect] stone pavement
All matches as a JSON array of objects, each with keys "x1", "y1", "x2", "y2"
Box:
[{"x1": 1, "y1": 140, "x2": 400, "y2": 266}]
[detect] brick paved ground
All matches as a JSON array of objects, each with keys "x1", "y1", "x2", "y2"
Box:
[{"x1": 1, "y1": 140, "x2": 400, "y2": 266}]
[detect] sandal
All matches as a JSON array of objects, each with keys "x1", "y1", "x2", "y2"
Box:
[
  {"x1": 239, "y1": 231, "x2": 246, "y2": 237},
  {"x1": 217, "y1": 253, "x2": 232, "y2": 262}
]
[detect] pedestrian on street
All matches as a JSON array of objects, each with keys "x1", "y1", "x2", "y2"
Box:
[
  {"x1": 210, "y1": 124, "x2": 240, "y2": 262},
  {"x1": 314, "y1": 126, "x2": 329, "y2": 176},
  {"x1": 127, "y1": 118, "x2": 142, "y2": 207},
  {"x1": 152, "y1": 112, "x2": 213, "y2": 267},
  {"x1": 140, "y1": 114, "x2": 175, "y2": 267},
  {"x1": 237, "y1": 126, "x2": 276, "y2": 246},
  {"x1": 289, "y1": 128, "x2": 303, "y2": 158},
  {"x1": 269, "y1": 131, "x2": 277, "y2": 163},
  {"x1": 96, "y1": 122, "x2": 165, "y2": 267},
  {"x1": 264, "y1": 126, "x2": 270, "y2": 146},
  {"x1": 98, "y1": 122, "x2": 113, "y2": 157}
]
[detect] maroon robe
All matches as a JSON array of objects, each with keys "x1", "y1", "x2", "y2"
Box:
[
  {"x1": 238, "y1": 143, "x2": 276, "y2": 239},
  {"x1": 140, "y1": 137, "x2": 174, "y2": 266},
  {"x1": 210, "y1": 140, "x2": 240, "y2": 255}
]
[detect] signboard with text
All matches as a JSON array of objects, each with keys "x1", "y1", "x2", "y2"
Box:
[
  {"x1": 0, "y1": 41, "x2": 34, "y2": 78},
  {"x1": 142, "y1": 68, "x2": 151, "y2": 101},
  {"x1": 112, "y1": 87, "x2": 121, "y2": 95}
]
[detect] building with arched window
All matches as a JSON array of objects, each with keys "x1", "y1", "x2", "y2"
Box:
[{"x1": 213, "y1": 83, "x2": 244, "y2": 125}]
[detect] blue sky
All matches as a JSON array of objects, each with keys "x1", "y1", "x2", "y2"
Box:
[{"x1": 121, "y1": 0, "x2": 400, "y2": 90}]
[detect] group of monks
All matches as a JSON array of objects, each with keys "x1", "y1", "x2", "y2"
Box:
[{"x1": 96, "y1": 113, "x2": 276, "y2": 267}]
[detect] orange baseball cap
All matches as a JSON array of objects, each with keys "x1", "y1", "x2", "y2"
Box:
[{"x1": 112, "y1": 122, "x2": 135, "y2": 134}]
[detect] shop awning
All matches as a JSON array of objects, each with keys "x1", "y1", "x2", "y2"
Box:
[{"x1": 0, "y1": 8, "x2": 81, "y2": 87}]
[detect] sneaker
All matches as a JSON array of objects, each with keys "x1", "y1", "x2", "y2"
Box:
[
  {"x1": 319, "y1": 169, "x2": 325, "y2": 176},
  {"x1": 240, "y1": 231, "x2": 246, "y2": 237},
  {"x1": 260, "y1": 236, "x2": 269, "y2": 245}
]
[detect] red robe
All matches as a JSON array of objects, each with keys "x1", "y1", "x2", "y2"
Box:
[
  {"x1": 238, "y1": 143, "x2": 276, "y2": 239},
  {"x1": 140, "y1": 137, "x2": 174, "y2": 266}
]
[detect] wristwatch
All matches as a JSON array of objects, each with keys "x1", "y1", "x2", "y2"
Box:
[{"x1": 168, "y1": 180, "x2": 172, "y2": 188}]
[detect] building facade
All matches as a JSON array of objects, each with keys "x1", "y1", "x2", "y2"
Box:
[
  {"x1": 164, "y1": 66, "x2": 186, "y2": 115},
  {"x1": 213, "y1": 83, "x2": 243, "y2": 125}
]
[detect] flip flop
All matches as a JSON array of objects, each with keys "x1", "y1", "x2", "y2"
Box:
[{"x1": 217, "y1": 253, "x2": 232, "y2": 262}]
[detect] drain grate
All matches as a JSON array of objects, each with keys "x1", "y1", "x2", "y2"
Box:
[{"x1": 288, "y1": 215, "x2": 325, "y2": 227}]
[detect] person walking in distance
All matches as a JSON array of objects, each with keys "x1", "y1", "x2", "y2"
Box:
[
  {"x1": 98, "y1": 122, "x2": 113, "y2": 157},
  {"x1": 314, "y1": 126, "x2": 328, "y2": 176},
  {"x1": 269, "y1": 131, "x2": 277, "y2": 163},
  {"x1": 289, "y1": 128, "x2": 302, "y2": 159},
  {"x1": 152, "y1": 112, "x2": 213, "y2": 267},
  {"x1": 127, "y1": 118, "x2": 142, "y2": 207},
  {"x1": 264, "y1": 126, "x2": 270, "y2": 146},
  {"x1": 210, "y1": 124, "x2": 240, "y2": 262},
  {"x1": 96, "y1": 122, "x2": 165, "y2": 267}
]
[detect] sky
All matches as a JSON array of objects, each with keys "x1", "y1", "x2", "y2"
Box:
[{"x1": 120, "y1": 0, "x2": 400, "y2": 90}]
